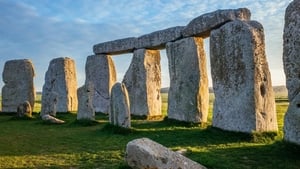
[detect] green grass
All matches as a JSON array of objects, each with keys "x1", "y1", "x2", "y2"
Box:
[{"x1": 0, "y1": 94, "x2": 299, "y2": 169}]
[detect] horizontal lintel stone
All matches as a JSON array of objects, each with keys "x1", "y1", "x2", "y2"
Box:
[
  {"x1": 93, "y1": 8, "x2": 251, "y2": 55},
  {"x1": 182, "y1": 8, "x2": 251, "y2": 38},
  {"x1": 93, "y1": 37, "x2": 137, "y2": 55}
]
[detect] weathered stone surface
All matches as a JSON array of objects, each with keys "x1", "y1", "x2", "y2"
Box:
[
  {"x1": 210, "y1": 20, "x2": 277, "y2": 133},
  {"x1": 85, "y1": 55, "x2": 116, "y2": 113},
  {"x1": 283, "y1": 0, "x2": 300, "y2": 145},
  {"x1": 77, "y1": 82, "x2": 95, "y2": 120},
  {"x1": 123, "y1": 49, "x2": 161, "y2": 117},
  {"x1": 40, "y1": 91, "x2": 58, "y2": 116},
  {"x1": 283, "y1": 0, "x2": 300, "y2": 102},
  {"x1": 109, "y1": 83, "x2": 131, "y2": 128},
  {"x1": 2, "y1": 59, "x2": 35, "y2": 113},
  {"x1": 166, "y1": 37, "x2": 209, "y2": 123},
  {"x1": 182, "y1": 8, "x2": 251, "y2": 38},
  {"x1": 41, "y1": 57, "x2": 78, "y2": 113},
  {"x1": 41, "y1": 114, "x2": 65, "y2": 124},
  {"x1": 93, "y1": 27, "x2": 184, "y2": 55},
  {"x1": 125, "y1": 138, "x2": 207, "y2": 169},
  {"x1": 284, "y1": 95, "x2": 300, "y2": 145},
  {"x1": 17, "y1": 101, "x2": 32, "y2": 117},
  {"x1": 136, "y1": 26, "x2": 184, "y2": 50},
  {"x1": 93, "y1": 37, "x2": 136, "y2": 55}
]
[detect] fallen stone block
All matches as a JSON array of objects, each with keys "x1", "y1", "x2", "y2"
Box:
[
  {"x1": 125, "y1": 138, "x2": 207, "y2": 169},
  {"x1": 41, "y1": 114, "x2": 65, "y2": 124}
]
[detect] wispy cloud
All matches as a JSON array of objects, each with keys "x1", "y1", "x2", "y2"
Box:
[{"x1": 0, "y1": 0, "x2": 294, "y2": 90}]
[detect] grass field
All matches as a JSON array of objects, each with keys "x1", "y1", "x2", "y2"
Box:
[{"x1": 0, "y1": 93, "x2": 299, "y2": 169}]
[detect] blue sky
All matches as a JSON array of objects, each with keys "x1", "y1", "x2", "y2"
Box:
[{"x1": 0, "y1": 0, "x2": 292, "y2": 91}]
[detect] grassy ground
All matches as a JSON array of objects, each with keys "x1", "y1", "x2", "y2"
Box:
[{"x1": 0, "y1": 94, "x2": 299, "y2": 169}]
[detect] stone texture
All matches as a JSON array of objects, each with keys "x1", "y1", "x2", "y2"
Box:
[
  {"x1": 109, "y1": 83, "x2": 131, "y2": 128},
  {"x1": 93, "y1": 27, "x2": 184, "y2": 55},
  {"x1": 85, "y1": 55, "x2": 116, "y2": 113},
  {"x1": 40, "y1": 92, "x2": 58, "y2": 116},
  {"x1": 283, "y1": 0, "x2": 300, "y2": 101},
  {"x1": 123, "y1": 49, "x2": 161, "y2": 117},
  {"x1": 41, "y1": 114, "x2": 65, "y2": 124},
  {"x1": 125, "y1": 138, "x2": 207, "y2": 169},
  {"x1": 41, "y1": 57, "x2": 78, "y2": 114},
  {"x1": 17, "y1": 101, "x2": 32, "y2": 117},
  {"x1": 77, "y1": 82, "x2": 95, "y2": 120},
  {"x1": 210, "y1": 20, "x2": 277, "y2": 133},
  {"x1": 182, "y1": 8, "x2": 251, "y2": 38},
  {"x1": 283, "y1": 0, "x2": 300, "y2": 145},
  {"x1": 166, "y1": 37, "x2": 209, "y2": 123},
  {"x1": 93, "y1": 37, "x2": 136, "y2": 55},
  {"x1": 1, "y1": 59, "x2": 35, "y2": 113},
  {"x1": 136, "y1": 26, "x2": 184, "y2": 50}
]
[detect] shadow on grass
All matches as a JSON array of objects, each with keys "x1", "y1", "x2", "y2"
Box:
[
  {"x1": 188, "y1": 141, "x2": 300, "y2": 169},
  {"x1": 0, "y1": 113, "x2": 299, "y2": 169}
]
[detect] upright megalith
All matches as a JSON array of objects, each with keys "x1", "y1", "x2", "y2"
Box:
[
  {"x1": 283, "y1": 0, "x2": 300, "y2": 145},
  {"x1": 77, "y1": 82, "x2": 95, "y2": 120},
  {"x1": 2, "y1": 59, "x2": 35, "y2": 113},
  {"x1": 210, "y1": 20, "x2": 277, "y2": 133},
  {"x1": 123, "y1": 49, "x2": 161, "y2": 117},
  {"x1": 166, "y1": 37, "x2": 209, "y2": 123},
  {"x1": 41, "y1": 57, "x2": 78, "y2": 114},
  {"x1": 109, "y1": 83, "x2": 131, "y2": 128},
  {"x1": 85, "y1": 55, "x2": 116, "y2": 113}
]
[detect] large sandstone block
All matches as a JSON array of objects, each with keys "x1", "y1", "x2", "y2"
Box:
[
  {"x1": 283, "y1": 0, "x2": 300, "y2": 145},
  {"x1": 210, "y1": 20, "x2": 277, "y2": 133},
  {"x1": 77, "y1": 82, "x2": 95, "y2": 120},
  {"x1": 93, "y1": 37, "x2": 136, "y2": 55},
  {"x1": 182, "y1": 8, "x2": 251, "y2": 38},
  {"x1": 123, "y1": 49, "x2": 161, "y2": 117},
  {"x1": 109, "y1": 83, "x2": 131, "y2": 128},
  {"x1": 136, "y1": 26, "x2": 184, "y2": 50},
  {"x1": 85, "y1": 55, "x2": 116, "y2": 113},
  {"x1": 2, "y1": 59, "x2": 35, "y2": 113},
  {"x1": 93, "y1": 26, "x2": 184, "y2": 55},
  {"x1": 283, "y1": 0, "x2": 300, "y2": 102},
  {"x1": 125, "y1": 138, "x2": 207, "y2": 169},
  {"x1": 166, "y1": 37, "x2": 209, "y2": 123},
  {"x1": 41, "y1": 57, "x2": 78, "y2": 114}
]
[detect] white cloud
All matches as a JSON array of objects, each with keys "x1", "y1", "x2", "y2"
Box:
[{"x1": 0, "y1": 0, "x2": 294, "y2": 91}]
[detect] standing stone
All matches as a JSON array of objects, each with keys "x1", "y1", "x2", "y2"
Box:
[
  {"x1": 2, "y1": 59, "x2": 35, "y2": 113},
  {"x1": 41, "y1": 57, "x2": 78, "y2": 114},
  {"x1": 166, "y1": 37, "x2": 209, "y2": 123},
  {"x1": 17, "y1": 101, "x2": 32, "y2": 117},
  {"x1": 123, "y1": 49, "x2": 161, "y2": 117},
  {"x1": 109, "y1": 83, "x2": 131, "y2": 128},
  {"x1": 210, "y1": 20, "x2": 277, "y2": 133},
  {"x1": 125, "y1": 138, "x2": 207, "y2": 169},
  {"x1": 77, "y1": 82, "x2": 95, "y2": 120},
  {"x1": 40, "y1": 92, "x2": 58, "y2": 116},
  {"x1": 283, "y1": 0, "x2": 300, "y2": 145},
  {"x1": 85, "y1": 55, "x2": 116, "y2": 113}
]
